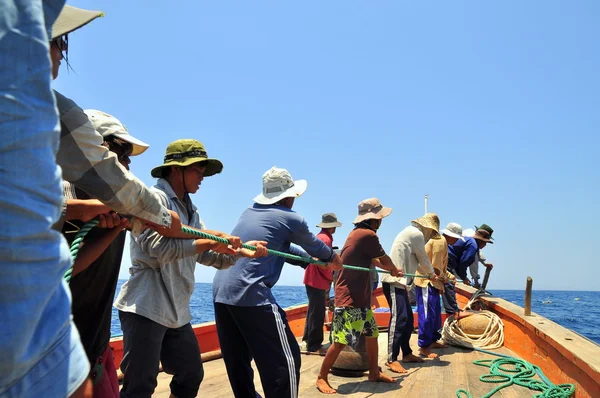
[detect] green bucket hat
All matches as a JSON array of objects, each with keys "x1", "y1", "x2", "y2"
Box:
[
  {"x1": 475, "y1": 223, "x2": 494, "y2": 240},
  {"x1": 151, "y1": 139, "x2": 223, "y2": 178}
]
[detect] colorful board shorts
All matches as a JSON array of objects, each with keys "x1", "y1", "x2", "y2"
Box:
[{"x1": 331, "y1": 307, "x2": 379, "y2": 348}]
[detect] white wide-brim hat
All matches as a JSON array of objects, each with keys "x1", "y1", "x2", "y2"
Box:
[
  {"x1": 85, "y1": 109, "x2": 149, "y2": 156},
  {"x1": 441, "y1": 222, "x2": 464, "y2": 240},
  {"x1": 253, "y1": 166, "x2": 307, "y2": 205}
]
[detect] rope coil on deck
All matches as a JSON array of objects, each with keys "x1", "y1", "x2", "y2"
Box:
[
  {"x1": 456, "y1": 349, "x2": 575, "y2": 398},
  {"x1": 442, "y1": 290, "x2": 505, "y2": 350}
]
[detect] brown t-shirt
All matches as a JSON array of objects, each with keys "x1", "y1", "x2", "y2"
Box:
[{"x1": 335, "y1": 225, "x2": 386, "y2": 308}]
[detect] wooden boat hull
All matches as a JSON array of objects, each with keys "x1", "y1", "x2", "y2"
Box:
[{"x1": 109, "y1": 286, "x2": 600, "y2": 397}]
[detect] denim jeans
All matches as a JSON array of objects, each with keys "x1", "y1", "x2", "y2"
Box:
[{"x1": 0, "y1": 0, "x2": 90, "y2": 396}]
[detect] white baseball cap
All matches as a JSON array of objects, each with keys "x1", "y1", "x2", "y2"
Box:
[{"x1": 85, "y1": 109, "x2": 149, "y2": 156}]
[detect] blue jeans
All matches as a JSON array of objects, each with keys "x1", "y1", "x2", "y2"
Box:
[{"x1": 0, "y1": 1, "x2": 89, "y2": 396}]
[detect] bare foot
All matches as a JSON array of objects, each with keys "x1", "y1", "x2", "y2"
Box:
[
  {"x1": 419, "y1": 347, "x2": 439, "y2": 359},
  {"x1": 430, "y1": 341, "x2": 448, "y2": 349},
  {"x1": 402, "y1": 353, "x2": 424, "y2": 363},
  {"x1": 386, "y1": 361, "x2": 407, "y2": 373},
  {"x1": 368, "y1": 371, "x2": 396, "y2": 383},
  {"x1": 316, "y1": 377, "x2": 336, "y2": 394}
]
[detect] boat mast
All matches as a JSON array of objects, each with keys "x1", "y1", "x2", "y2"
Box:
[{"x1": 424, "y1": 194, "x2": 429, "y2": 214}]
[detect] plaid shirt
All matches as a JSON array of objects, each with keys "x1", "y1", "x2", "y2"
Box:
[{"x1": 54, "y1": 90, "x2": 171, "y2": 227}]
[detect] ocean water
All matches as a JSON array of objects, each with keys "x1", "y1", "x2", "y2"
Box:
[{"x1": 111, "y1": 281, "x2": 600, "y2": 344}]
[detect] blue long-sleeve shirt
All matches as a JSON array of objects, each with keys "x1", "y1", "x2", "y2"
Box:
[
  {"x1": 213, "y1": 203, "x2": 335, "y2": 306},
  {"x1": 447, "y1": 237, "x2": 478, "y2": 281}
]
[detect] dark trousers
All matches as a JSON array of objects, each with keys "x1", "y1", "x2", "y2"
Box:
[
  {"x1": 215, "y1": 302, "x2": 301, "y2": 398},
  {"x1": 302, "y1": 285, "x2": 327, "y2": 351},
  {"x1": 416, "y1": 285, "x2": 442, "y2": 347},
  {"x1": 382, "y1": 283, "x2": 413, "y2": 362},
  {"x1": 119, "y1": 311, "x2": 203, "y2": 398},
  {"x1": 441, "y1": 281, "x2": 460, "y2": 315}
]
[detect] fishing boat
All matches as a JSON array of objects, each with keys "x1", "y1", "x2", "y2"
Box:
[{"x1": 108, "y1": 282, "x2": 600, "y2": 397}]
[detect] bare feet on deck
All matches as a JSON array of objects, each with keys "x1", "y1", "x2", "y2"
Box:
[
  {"x1": 402, "y1": 353, "x2": 424, "y2": 363},
  {"x1": 316, "y1": 376, "x2": 336, "y2": 394},
  {"x1": 419, "y1": 347, "x2": 439, "y2": 359},
  {"x1": 368, "y1": 371, "x2": 396, "y2": 383},
  {"x1": 386, "y1": 361, "x2": 408, "y2": 373},
  {"x1": 430, "y1": 341, "x2": 448, "y2": 349}
]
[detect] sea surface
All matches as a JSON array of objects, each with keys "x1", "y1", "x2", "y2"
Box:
[{"x1": 111, "y1": 281, "x2": 600, "y2": 344}]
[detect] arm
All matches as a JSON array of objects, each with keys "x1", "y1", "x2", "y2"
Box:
[
  {"x1": 286, "y1": 245, "x2": 311, "y2": 267},
  {"x1": 65, "y1": 199, "x2": 111, "y2": 222},
  {"x1": 55, "y1": 94, "x2": 171, "y2": 228},
  {"x1": 290, "y1": 218, "x2": 335, "y2": 263},
  {"x1": 413, "y1": 235, "x2": 436, "y2": 276},
  {"x1": 72, "y1": 216, "x2": 128, "y2": 276},
  {"x1": 372, "y1": 256, "x2": 402, "y2": 276}
]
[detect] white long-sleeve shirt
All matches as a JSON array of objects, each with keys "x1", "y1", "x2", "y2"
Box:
[{"x1": 381, "y1": 225, "x2": 435, "y2": 289}]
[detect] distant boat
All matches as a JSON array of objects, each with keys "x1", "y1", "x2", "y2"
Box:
[
  {"x1": 574, "y1": 298, "x2": 580, "y2": 301},
  {"x1": 542, "y1": 300, "x2": 552, "y2": 304}
]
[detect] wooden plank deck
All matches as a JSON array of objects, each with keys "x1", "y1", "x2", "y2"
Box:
[{"x1": 150, "y1": 332, "x2": 537, "y2": 397}]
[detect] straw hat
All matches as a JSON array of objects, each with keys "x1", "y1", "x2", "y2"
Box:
[
  {"x1": 316, "y1": 213, "x2": 342, "y2": 228},
  {"x1": 52, "y1": 5, "x2": 104, "y2": 39},
  {"x1": 412, "y1": 213, "x2": 440, "y2": 235},
  {"x1": 253, "y1": 167, "x2": 307, "y2": 205},
  {"x1": 151, "y1": 139, "x2": 223, "y2": 178},
  {"x1": 85, "y1": 110, "x2": 149, "y2": 156},
  {"x1": 473, "y1": 229, "x2": 494, "y2": 244},
  {"x1": 441, "y1": 222, "x2": 463, "y2": 240},
  {"x1": 353, "y1": 198, "x2": 392, "y2": 224}
]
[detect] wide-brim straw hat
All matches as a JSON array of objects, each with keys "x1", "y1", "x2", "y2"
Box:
[
  {"x1": 412, "y1": 213, "x2": 440, "y2": 235},
  {"x1": 473, "y1": 229, "x2": 494, "y2": 244},
  {"x1": 353, "y1": 198, "x2": 392, "y2": 224},
  {"x1": 85, "y1": 110, "x2": 149, "y2": 156},
  {"x1": 151, "y1": 139, "x2": 223, "y2": 178},
  {"x1": 253, "y1": 166, "x2": 307, "y2": 205},
  {"x1": 317, "y1": 213, "x2": 342, "y2": 228},
  {"x1": 52, "y1": 5, "x2": 104, "y2": 39}
]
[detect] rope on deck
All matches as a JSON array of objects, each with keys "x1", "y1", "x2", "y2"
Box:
[{"x1": 456, "y1": 348, "x2": 575, "y2": 398}]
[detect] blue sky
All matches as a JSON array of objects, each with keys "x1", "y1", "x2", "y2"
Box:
[{"x1": 55, "y1": 1, "x2": 599, "y2": 290}]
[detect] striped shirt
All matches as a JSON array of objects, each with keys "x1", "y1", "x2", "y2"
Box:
[{"x1": 55, "y1": 90, "x2": 171, "y2": 227}]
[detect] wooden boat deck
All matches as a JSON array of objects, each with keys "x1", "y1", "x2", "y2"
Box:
[{"x1": 152, "y1": 332, "x2": 535, "y2": 397}]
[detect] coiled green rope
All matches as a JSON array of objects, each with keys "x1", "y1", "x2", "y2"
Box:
[
  {"x1": 456, "y1": 348, "x2": 575, "y2": 398},
  {"x1": 64, "y1": 218, "x2": 100, "y2": 283},
  {"x1": 180, "y1": 226, "x2": 434, "y2": 278}
]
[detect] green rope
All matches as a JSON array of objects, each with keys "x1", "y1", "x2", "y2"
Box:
[
  {"x1": 64, "y1": 218, "x2": 99, "y2": 283},
  {"x1": 456, "y1": 348, "x2": 575, "y2": 398},
  {"x1": 180, "y1": 226, "x2": 434, "y2": 278}
]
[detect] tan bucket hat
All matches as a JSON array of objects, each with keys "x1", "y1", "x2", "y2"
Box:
[
  {"x1": 253, "y1": 167, "x2": 307, "y2": 205},
  {"x1": 316, "y1": 213, "x2": 342, "y2": 228},
  {"x1": 353, "y1": 198, "x2": 392, "y2": 224},
  {"x1": 151, "y1": 139, "x2": 223, "y2": 178},
  {"x1": 85, "y1": 110, "x2": 149, "y2": 156},
  {"x1": 52, "y1": 5, "x2": 104, "y2": 39},
  {"x1": 412, "y1": 213, "x2": 440, "y2": 235}
]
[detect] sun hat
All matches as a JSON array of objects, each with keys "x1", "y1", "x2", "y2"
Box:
[
  {"x1": 52, "y1": 5, "x2": 104, "y2": 39},
  {"x1": 473, "y1": 229, "x2": 494, "y2": 244},
  {"x1": 316, "y1": 213, "x2": 342, "y2": 228},
  {"x1": 151, "y1": 139, "x2": 223, "y2": 178},
  {"x1": 441, "y1": 222, "x2": 463, "y2": 240},
  {"x1": 462, "y1": 228, "x2": 476, "y2": 238},
  {"x1": 353, "y1": 198, "x2": 392, "y2": 224},
  {"x1": 475, "y1": 223, "x2": 495, "y2": 240},
  {"x1": 411, "y1": 213, "x2": 440, "y2": 235},
  {"x1": 85, "y1": 110, "x2": 149, "y2": 156},
  {"x1": 253, "y1": 167, "x2": 307, "y2": 205}
]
